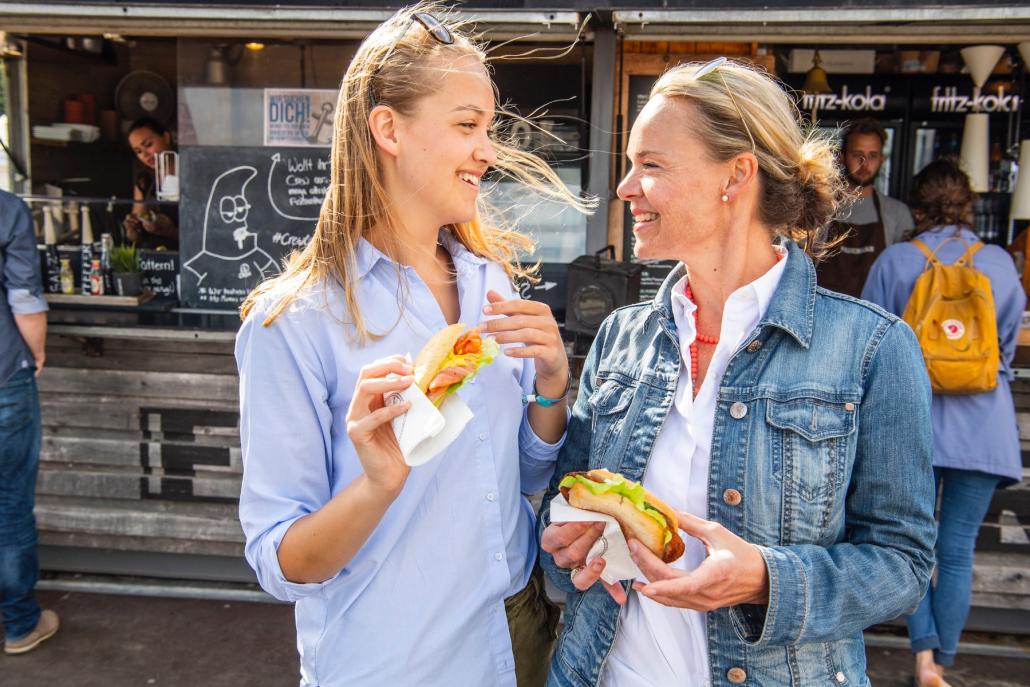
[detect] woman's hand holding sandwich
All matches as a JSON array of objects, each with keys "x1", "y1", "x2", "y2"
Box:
[
  {"x1": 482, "y1": 289, "x2": 568, "y2": 443},
  {"x1": 542, "y1": 522, "x2": 628, "y2": 604},
  {"x1": 628, "y1": 510, "x2": 770, "y2": 611},
  {"x1": 346, "y1": 355, "x2": 416, "y2": 496}
]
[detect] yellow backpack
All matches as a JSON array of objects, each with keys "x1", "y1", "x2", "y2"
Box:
[{"x1": 901, "y1": 237, "x2": 999, "y2": 394}]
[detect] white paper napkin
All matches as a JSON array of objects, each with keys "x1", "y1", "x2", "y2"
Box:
[
  {"x1": 548, "y1": 493, "x2": 642, "y2": 584},
  {"x1": 386, "y1": 371, "x2": 473, "y2": 467}
]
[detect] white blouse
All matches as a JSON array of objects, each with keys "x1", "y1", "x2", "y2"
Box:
[{"x1": 602, "y1": 246, "x2": 788, "y2": 687}]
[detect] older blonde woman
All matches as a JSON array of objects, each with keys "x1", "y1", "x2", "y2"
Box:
[{"x1": 539, "y1": 59, "x2": 937, "y2": 687}]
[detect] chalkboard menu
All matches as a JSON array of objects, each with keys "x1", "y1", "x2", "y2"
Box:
[
  {"x1": 139, "y1": 250, "x2": 179, "y2": 300},
  {"x1": 178, "y1": 145, "x2": 329, "y2": 309}
]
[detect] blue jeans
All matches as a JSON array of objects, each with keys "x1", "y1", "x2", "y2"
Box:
[
  {"x1": 906, "y1": 467, "x2": 1001, "y2": 667},
  {"x1": 0, "y1": 367, "x2": 42, "y2": 641}
]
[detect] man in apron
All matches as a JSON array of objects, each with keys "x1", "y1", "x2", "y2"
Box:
[{"x1": 818, "y1": 118, "x2": 914, "y2": 297}]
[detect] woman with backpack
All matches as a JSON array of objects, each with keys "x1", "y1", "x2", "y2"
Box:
[{"x1": 863, "y1": 159, "x2": 1025, "y2": 687}]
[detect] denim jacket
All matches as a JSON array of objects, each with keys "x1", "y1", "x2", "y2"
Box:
[{"x1": 539, "y1": 241, "x2": 936, "y2": 687}]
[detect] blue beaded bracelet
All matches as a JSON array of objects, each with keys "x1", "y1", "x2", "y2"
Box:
[{"x1": 522, "y1": 373, "x2": 573, "y2": 407}]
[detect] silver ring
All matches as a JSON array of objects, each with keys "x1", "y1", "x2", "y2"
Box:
[{"x1": 570, "y1": 566, "x2": 585, "y2": 583}]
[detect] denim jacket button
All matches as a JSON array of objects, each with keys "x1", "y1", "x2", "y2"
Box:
[
  {"x1": 723, "y1": 488, "x2": 742, "y2": 506},
  {"x1": 729, "y1": 402, "x2": 748, "y2": 419},
  {"x1": 746, "y1": 339, "x2": 763, "y2": 353},
  {"x1": 835, "y1": 671, "x2": 847, "y2": 683},
  {"x1": 727, "y1": 667, "x2": 747, "y2": 684},
  {"x1": 844, "y1": 402, "x2": 855, "y2": 411}
]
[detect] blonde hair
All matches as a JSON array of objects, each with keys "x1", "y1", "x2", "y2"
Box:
[
  {"x1": 240, "y1": 2, "x2": 591, "y2": 338},
  {"x1": 650, "y1": 60, "x2": 847, "y2": 258}
]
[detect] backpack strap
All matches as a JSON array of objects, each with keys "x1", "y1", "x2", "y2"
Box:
[
  {"x1": 958, "y1": 240, "x2": 984, "y2": 267},
  {"x1": 911, "y1": 239, "x2": 940, "y2": 269}
]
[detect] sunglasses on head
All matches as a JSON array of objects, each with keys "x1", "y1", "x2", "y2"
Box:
[
  {"x1": 411, "y1": 12, "x2": 454, "y2": 45},
  {"x1": 369, "y1": 12, "x2": 455, "y2": 108},
  {"x1": 691, "y1": 57, "x2": 757, "y2": 154}
]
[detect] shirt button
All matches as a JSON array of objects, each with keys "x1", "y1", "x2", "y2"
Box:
[
  {"x1": 729, "y1": 401, "x2": 748, "y2": 419},
  {"x1": 746, "y1": 339, "x2": 763, "y2": 353},
  {"x1": 478, "y1": 433, "x2": 487, "y2": 441},
  {"x1": 727, "y1": 667, "x2": 747, "y2": 684},
  {"x1": 844, "y1": 402, "x2": 855, "y2": 412},
  {"x1": 723, "y1": 488, "x2": 742, "y2": 506},
  {"x1": 494, "y1": 552, "x2": 504, "y2": 561},
  {"x1": 486, "y1": 492, "x2": 496, "y2": 502},
  {"x1": 835, "y1": 671, "x2": 846, "y2": 683}
]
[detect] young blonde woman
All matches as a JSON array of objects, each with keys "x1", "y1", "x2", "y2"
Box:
[
  {"x1": 539, "y1": 59, "x2": 937, "y2": 686},
  {"x1": 236, "y1": 5, "x2": 588, "y2": 686}
]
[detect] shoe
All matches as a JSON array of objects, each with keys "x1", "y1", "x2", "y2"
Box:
[{"x1": 4, "y1": 609, "x2": 60, "y2": 655}]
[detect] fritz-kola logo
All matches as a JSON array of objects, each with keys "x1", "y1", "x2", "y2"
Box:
[
  {"x1": 799, "y1": 85, "x2": 887, "y2": 113},
  {"x1": 931, "y1": 86, "x2": 1021, "y2": 113}
]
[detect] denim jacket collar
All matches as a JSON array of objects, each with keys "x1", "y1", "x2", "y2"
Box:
[{"x1": 650, "y1": 240, "x2": 816, "y2": 350}]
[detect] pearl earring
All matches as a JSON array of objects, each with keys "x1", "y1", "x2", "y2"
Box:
[{"x1": 721, "y1": 194, "x2": 729, "y2": 203}]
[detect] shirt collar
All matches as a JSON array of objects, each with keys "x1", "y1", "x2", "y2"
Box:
[
  {"x1": 354, "y1": 228, "x2": 489, "y2": 279},
  {"x1": 668, "y1": 245, "x2": 788, "y2": 343},
  {"x1": 654, "y1": 239, "x2": 817, "y2": 349},
  {"x1": 438, "y1": 228, "x2": 490, "y2": 269},
  {"x1": 919, "y1": 225, "x2": 979, "y2": 241}
]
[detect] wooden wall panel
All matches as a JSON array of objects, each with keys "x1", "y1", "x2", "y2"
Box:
[{"x1": 36, "y1": 331, "x2": 245, "y2": 562}]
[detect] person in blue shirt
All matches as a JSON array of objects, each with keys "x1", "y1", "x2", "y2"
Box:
[
  {"x1": 235, "y1": 4, "x2": 590, "y2": 686},
  {"x1": 862, "y1": 159, "x2": 1025, "y2": 687},
  {"x1": 0, "y1": 190, "x2": 60, "y2": 655}
]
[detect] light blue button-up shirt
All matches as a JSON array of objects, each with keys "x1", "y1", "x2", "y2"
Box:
[{"x1": 236, "y1": 231, "x2": 564, "y2": 687}]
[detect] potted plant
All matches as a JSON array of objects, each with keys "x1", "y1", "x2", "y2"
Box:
[{"x1": 110, "y1": 244, "x2": 142, "y2": 297}]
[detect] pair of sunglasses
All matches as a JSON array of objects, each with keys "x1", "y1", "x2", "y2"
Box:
[
  {"x1": 369, "y1": 12, "x2": 454, "y2": 108},
  {"x1": 691, "y1": 56, "x2": 757, "y2": 154},
  {"x1": 409, "y1": 12, "x2": 454, "y2": 45}
]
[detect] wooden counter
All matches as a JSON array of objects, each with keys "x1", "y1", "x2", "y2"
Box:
[{"x1": 36, "y1": 307, "x2": 251, "y2": 582}]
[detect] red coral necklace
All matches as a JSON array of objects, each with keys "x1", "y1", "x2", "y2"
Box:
[
  {"x1": 683, "y1": 282, "x2": 719, "y2": 391},
  {"x1": 685, "y1": 251, "x2": 783, "y2": 392}
]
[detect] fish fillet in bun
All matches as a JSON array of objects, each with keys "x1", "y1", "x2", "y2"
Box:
[
  {"x1": 414, "y1": 324, "x2": 499, "y2": 407},
  {"x1": 559, "y1": 469, "x2": 685, "y2": 563}
]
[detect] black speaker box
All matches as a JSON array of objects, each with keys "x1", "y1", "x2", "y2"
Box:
[{"x1": 564, "y1": 246, "x2": 643, "y2": 335}]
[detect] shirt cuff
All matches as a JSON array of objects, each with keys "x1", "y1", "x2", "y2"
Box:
[
  {"x1": 729, "y1": 545, "x2": 807, "y2": 646},
  {"x1": 518, "y1": 405, "x2": 571, "y2": 462},
  {"x1": 259, "y1": 518, "x2": 341, "y2": 602},
  {"x1": 8, "y1": 289, "x2": 49, "y2": 315}
]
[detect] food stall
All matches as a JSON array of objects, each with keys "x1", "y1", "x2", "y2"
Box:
[{"x1": 0, "y1": 0, "x2": 1027, "y2": 630}]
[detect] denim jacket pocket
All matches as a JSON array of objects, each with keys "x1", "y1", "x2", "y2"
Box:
[
  {"x1": 587, "y1": 378, "x2": 635, "y2": 463},
  {"x1": 766, "y1": 398, "x2": 856, "y2": 503}
]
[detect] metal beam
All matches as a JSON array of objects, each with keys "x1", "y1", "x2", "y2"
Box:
[
  {"x1": 585, "y1": 25, "x2": 616, "y2": 255},
  {"x1": 0, "y1": 3, "x2": 583, "y2": 41},
  {"x1": 613, "y1": 7, "x2": 1030, "y2": 44}
]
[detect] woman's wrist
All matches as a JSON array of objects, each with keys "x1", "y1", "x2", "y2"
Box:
[
  {"x1": 745, "y1": 544, "x2": 771, "y2": 605},
  {"x1": 534, "y1": 370, "x2": 571, "y2": 400},
  {"x1": 357, "y1": 469, "x2": 406, "y2": 503}
]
